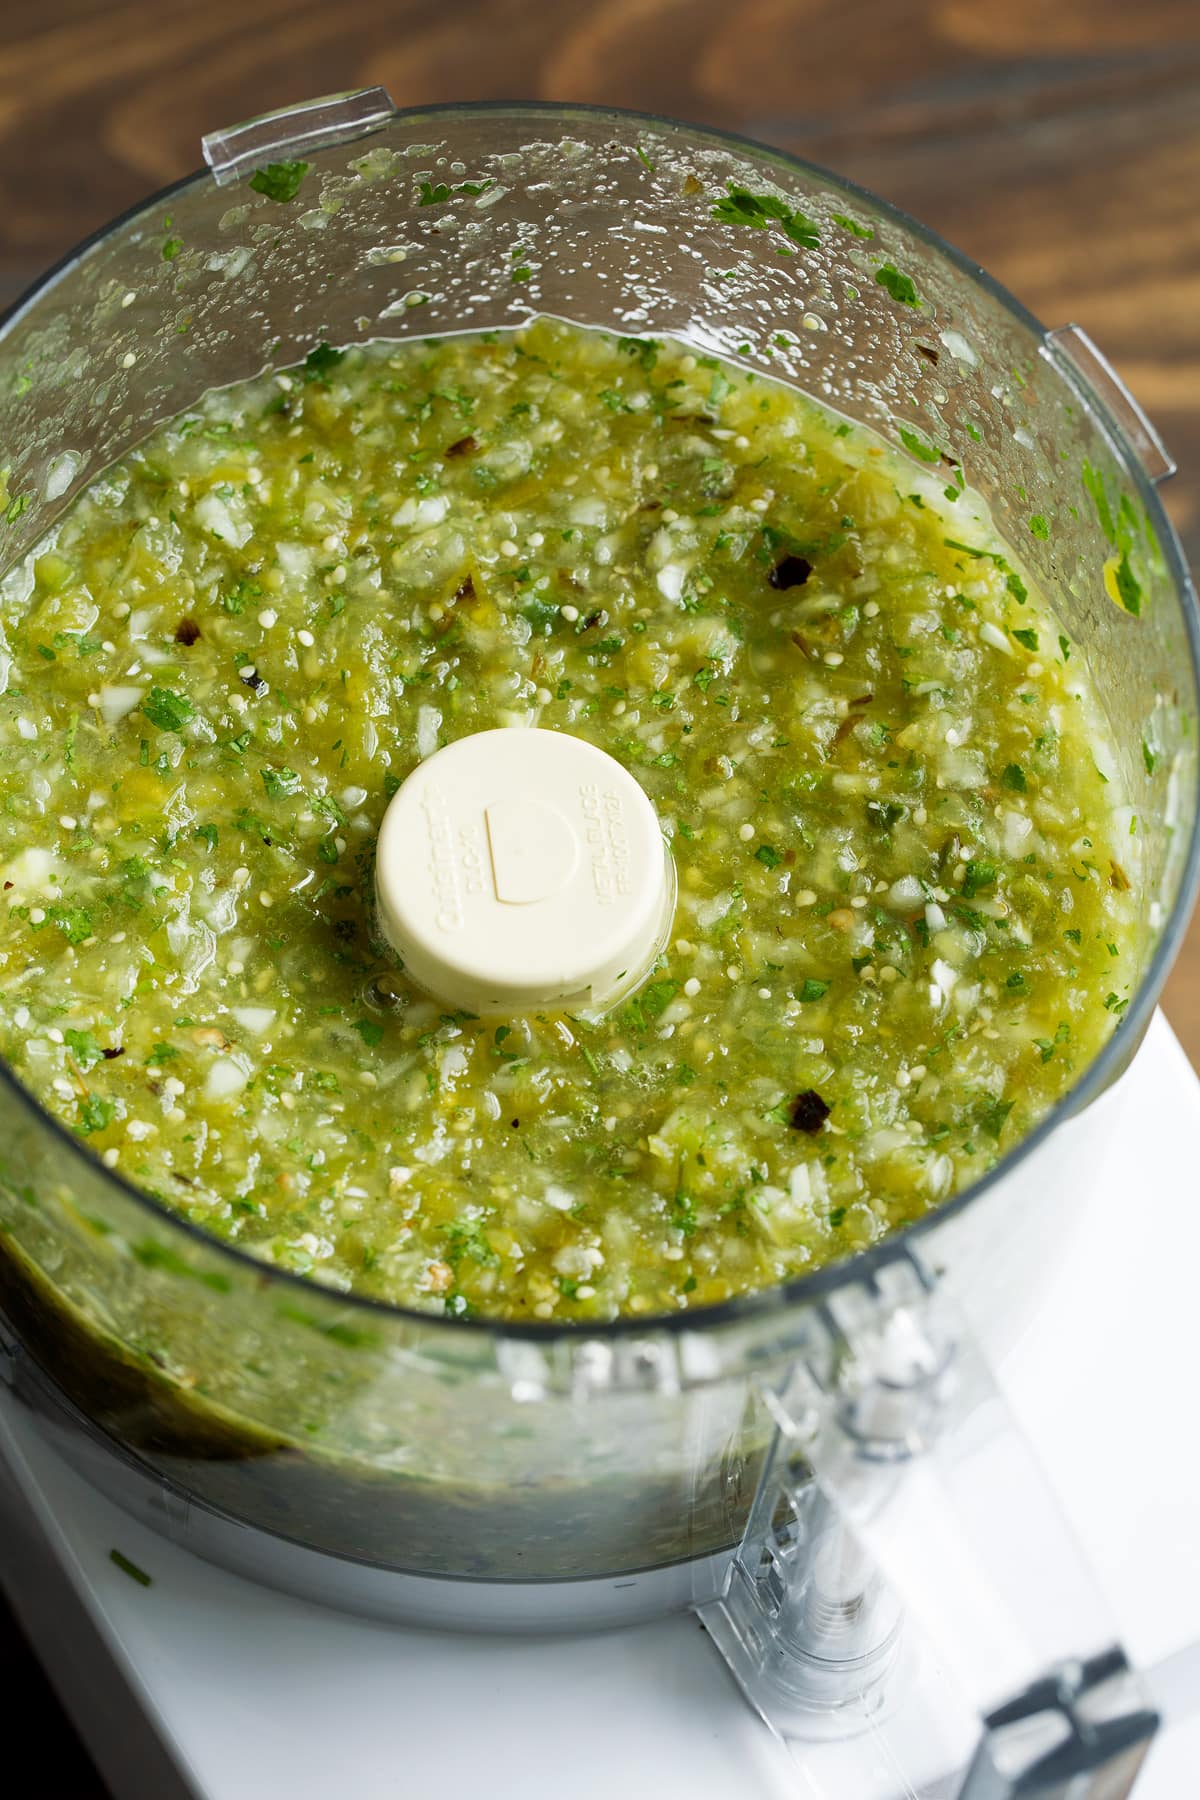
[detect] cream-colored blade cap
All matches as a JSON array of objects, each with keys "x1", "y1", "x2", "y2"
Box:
[{"x1": 375, "y1": 728, "x2": 674, "y2": 1015}]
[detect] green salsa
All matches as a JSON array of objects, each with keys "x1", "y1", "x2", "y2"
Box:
[{"x1": 0, "y1": 320, "x2": 1132, "y2": 1322}]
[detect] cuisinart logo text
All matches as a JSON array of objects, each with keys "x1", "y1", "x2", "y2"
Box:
[
  {"x1": 579, "y1": 783, "x2": 629, "y2": 905},
  {"x1": 422, "y1": 783, "x2": 466, "y2": 932}
]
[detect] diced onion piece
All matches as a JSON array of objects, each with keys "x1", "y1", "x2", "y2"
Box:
[
  {"x1": 926, "y1": 1152, "x2": 955, "y2": 1196},
  {"x1": 44, "y1": 451, "x2": 81, "y2": 502},
  {"x1": 939, "y1": 747, "x2": 988, "y2": 789},
  {"x1": 979, "y1": 621, "x2": 1012, "y2": 654},
  {"x1": 788, "y1": 1163, "x2": 814, "y2": 1207},
  {"x1": 656, "y1": 563, "x2": 686, "y2": 602},
  {"x1": 194, "y1": 491, "x2": 251, "y2": 548},
  {"x1": 416, "y1": 706, "x2": 442, "y2": 760},
  {"x1": 1003, "y1": 810, "x2": 1033, "y2": 857},
  {"x1": 568, "y1": 497, "x2": 607, "y2": 527},
  {"x1": 415, "y1": 495, "x2": 449, "y2": 527},
  {"x1": 98, "y1": 684, "x2": 145, "y2": 726},
  {"x1": 206, "y1": 1058, "x2": 249, "y2": 1101},
  {"x1": 930, "y1": 958, "x2": 959, "y2": 1005},
  {"x1": 231, "y1": 1006, "x2": 276, "y2": 1034},
  {"x1": 887, "y1": 874, "x2": 925, "y2": 909},
  {"x1": 276, "y1": 542, "x2": 312, "y2": 582},
  {"x1": 3, "y1": 846, "x2": 62, "y2": 891}
]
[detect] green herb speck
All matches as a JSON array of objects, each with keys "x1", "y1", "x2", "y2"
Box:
[
  {"x1": 830, "y1": 212, "x2": 874, "y2": 239},
  {"x1": 249, "y1": 161, "x2": 310, "y2": 203},
  {"x1": 875, "y1": 264, "x2": 919, "y2": 307},
  {"x1": 110, "y1": 1549, "x2": 152, "y2": 1587},
  {"x1": 141, "y1": 688, "x2": 193, "y2": 733},
  {"x1": 78, "y1": 1095, "x2": 116, "y2": 1135}
]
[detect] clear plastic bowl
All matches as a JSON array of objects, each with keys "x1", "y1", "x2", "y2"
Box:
[{"x1": 0, "y1": 100, "x2": 1196, "y2": 1627}]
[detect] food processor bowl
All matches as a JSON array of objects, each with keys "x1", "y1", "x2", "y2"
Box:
[{"x1": 0, "y1": 99, "x2": 1196, "y2": 1672}]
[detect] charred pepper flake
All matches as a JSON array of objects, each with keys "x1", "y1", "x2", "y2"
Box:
[
  {"x1": 445, "y1": 435, "x2": 479, "y2": 458},
  {"x1": 832, "y1": 692, "x2": 875, "y2": 746},
  {"x1": 789, "y1": 1090, "x2": 831, "y2": 1134},
  {"x1": 768, "y1": 554, "x2": 813, "y2": 590},
  {"x1": 174, "y1": 618, "x2": 201, "y2": 645},
  {"x1": 240, "y1": 667, "x2": 268, "y2": 697},
  {"x1": 102, "y1": 1046, "x2": 125, "y2": 1060}
]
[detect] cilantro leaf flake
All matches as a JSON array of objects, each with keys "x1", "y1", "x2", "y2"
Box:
[
  {"x1": 830, "y1": 212, "x2": 874, "y2": 239},
  {"x1": 249, "y1": 161, "x2": 310, "y2": 203},
  {"x1": 261, "y1": 767, "x2": 301, "y2": 800},
  {"x1": 712, "y1": 186, "x2": 820, "y2": 251},
  {"x1": 875, "y1": 264, "x2": 919, "y2": 307},
  {"x1": 898, "y1": 426, "x2": 941, "y2": 464},
  {"x1": 64, "y1": 1028, "x2": 105, "y2": 1071},
  {"x1": 302, "y1": 341, "x2": 346, "y2": 385},
  {"x1": 78, "y1": 1095, "x2": 116, "y2": 1135},
  {"x1": 142, "y1": 687, "x2": 193, "y2": 733}
]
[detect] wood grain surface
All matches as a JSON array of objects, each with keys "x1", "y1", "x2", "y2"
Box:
[{"x1": 0, "y1": 4, "x2": 1198, "y2": 1794}]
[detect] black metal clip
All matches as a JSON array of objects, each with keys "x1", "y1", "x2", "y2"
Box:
[{"x1": 959, "y1": 1647, "x2": 1159, "y2": 1799}]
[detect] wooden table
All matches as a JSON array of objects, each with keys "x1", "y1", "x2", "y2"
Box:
[{"x1": 2, "y1": 4, "x2": 1199, "y2": 1793}]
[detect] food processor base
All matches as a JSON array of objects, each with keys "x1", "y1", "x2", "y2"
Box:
[
  {"x1": 2, "y1": 1013, "x2": 1200, "y2": 1800},
  {"x1": 5, "y1": 1386, "x2": 725, "y2": 1633}
]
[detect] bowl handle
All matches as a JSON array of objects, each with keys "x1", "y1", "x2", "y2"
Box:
[
  {"x1": 201, "y1": 90, "x2": 399, "y2": 188},
  {"x1": 1044, "y1": 325, "x2": 1176, "y2": 486},
  {"x1": 696, "y1": 1248, "x2": 1166, "y2": 1796}
]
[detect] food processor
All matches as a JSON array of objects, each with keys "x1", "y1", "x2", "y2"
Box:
[{"x1": 1, "y1": 93, "x2": 1199, "y2": 1798}]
